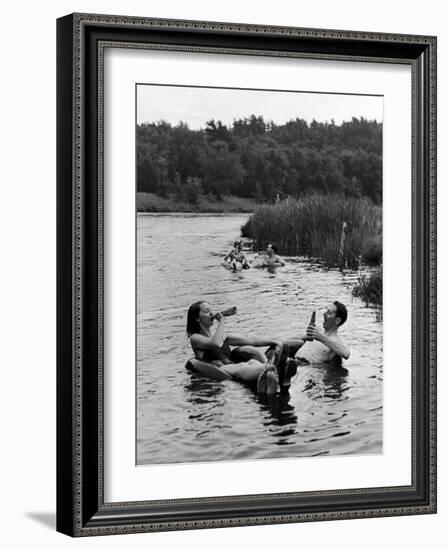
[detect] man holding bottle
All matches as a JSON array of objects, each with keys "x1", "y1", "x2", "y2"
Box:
[{"x1": 288, "y1": 301, "x2": 350, "y2": 367}]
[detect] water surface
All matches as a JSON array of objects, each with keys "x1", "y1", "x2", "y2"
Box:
[{"x1": 137, "y1": 213, "x2": 382, "y2": 464}]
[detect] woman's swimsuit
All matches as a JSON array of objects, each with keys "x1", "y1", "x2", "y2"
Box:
[{"x1": 192, "y1": 341, "x2": 234, "y2": 365}]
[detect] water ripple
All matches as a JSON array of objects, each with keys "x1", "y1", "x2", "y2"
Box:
[{"x1": 137, "y1": 214, "x2": 383, "y2": 465}]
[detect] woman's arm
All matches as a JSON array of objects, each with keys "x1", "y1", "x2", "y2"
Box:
[{"x1": 190, "y1": 315, "x2": 226, "y2": 350}]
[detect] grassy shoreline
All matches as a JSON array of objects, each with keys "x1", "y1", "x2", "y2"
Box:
[
  {"x1": 137, "y1": 192, "x2": 257, "y2": 213},
  {"x1": 241, "y1": 194, "x2": 382, "y2": 269},
  {"x1": 352, "y1": 268, "x2": 383, "y2": 306}
]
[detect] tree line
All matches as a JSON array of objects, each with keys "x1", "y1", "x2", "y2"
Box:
[{"x1": 137, "y1": 115, "x2": 382, "y2": 204}]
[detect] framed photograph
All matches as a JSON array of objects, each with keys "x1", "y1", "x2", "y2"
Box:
[{"x1": 56, "y1": 13, "x2": 437, "y2": 536}]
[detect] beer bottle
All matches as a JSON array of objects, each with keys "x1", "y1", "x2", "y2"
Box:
[
  {"x1": 215, "y1": 306, "x2": 237, "y2": 319},
  {"x1": 306, "y1": 311, "x2": 316, "y2": 341}
]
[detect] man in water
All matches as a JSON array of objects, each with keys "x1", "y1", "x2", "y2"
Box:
[
  {"x1": 292, "y1": 301, "x2": 350, "y2": 365},
  {"x1": 264, "y1": 243, "x2": 285, "y2": 267},
  {"x1": 277, "y1": 302, "x2": 350, "y2": 390}
]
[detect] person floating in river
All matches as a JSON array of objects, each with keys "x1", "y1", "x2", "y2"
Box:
[
  {"x1": 223, "y1": 240, "x2": 250, "y2": 271},
  {"x1": 283, "y1": 302, "x2": 351, "y2": 382},
  {"x1": 252, "y1": 243, "x2": 286, "y2": 269},
  {"x1": 265, "y1": 243, "x2": 285, "y2": 267},
  {"x1": 186, "y1": 301, "x2": 290, "y2": 394},
  {"x1": 185, "y1": 301, "x2": 349, "y2": 393}
]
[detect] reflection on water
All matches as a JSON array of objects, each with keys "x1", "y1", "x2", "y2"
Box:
[{"x1": 137, "y1": 213, "x2": 383, "y2": 464}]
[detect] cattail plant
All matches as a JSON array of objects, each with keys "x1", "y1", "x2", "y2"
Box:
[{"x1": 241, "y1": 193, "x2": 382, "y2": 269}]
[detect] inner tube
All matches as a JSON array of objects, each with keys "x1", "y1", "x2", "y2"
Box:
[
  {"x1": 221, "y1": 260, "x2": 242, "y2": 271},
  {"x1": 185, "y1": 358, "x2": 233, "y2": 381},
  {"x1": 185, "y1": 346, "x2": 271, "y2": 382}
]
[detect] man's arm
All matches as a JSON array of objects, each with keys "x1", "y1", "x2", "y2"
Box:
[{"x1": 306, "y1": 326, "x2": 350, "y2": 360}]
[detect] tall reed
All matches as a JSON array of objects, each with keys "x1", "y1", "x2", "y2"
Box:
[
  {"x1": 241, "y1": 194, "x2": 381, "y2": 269},
  {"x1": 352, "y1": 268, "x2": 383, "y2": 306}
]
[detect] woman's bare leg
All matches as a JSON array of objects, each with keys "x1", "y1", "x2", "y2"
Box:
[
  {"x1": 222, "y1": 360, "x2": 265, "y2": 383},
  {"x1": 232, "y1": 345, "x2": 267, "y2": 363},
  {"x1": 283, "y1": 339, "x2": 303, "y2": 357},
  {"x1": 264, "y1": 342, "x2": 298, "y2": 391},
  {"x1": 257, "y1": 370, "x2": 267, "y2": 393},
  {"x1": 265, "y1": 367, "x2": 279, "y2": 394}
]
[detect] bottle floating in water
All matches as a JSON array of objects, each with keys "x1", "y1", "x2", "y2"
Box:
[{"x1": 306, "y1": 311, "x2": 316, "y2": 341}]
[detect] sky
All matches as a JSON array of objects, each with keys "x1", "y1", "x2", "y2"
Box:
[{"x1": 137, "y1": 84, "x2": 383, "y2": 129}]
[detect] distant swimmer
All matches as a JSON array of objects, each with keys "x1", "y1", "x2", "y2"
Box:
[
  {"x1": 222, "y1": 240, "x2": 250, "y2": 271},
  {"x1": 253, "y1": 243, "x2": 286, "y2": 269},
  {"x1": 265, "y1": 243, "x2": 286, "y2": 267}
]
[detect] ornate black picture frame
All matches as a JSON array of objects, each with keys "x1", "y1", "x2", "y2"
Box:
[{"x1": 57, "y1": 13, "x2": 437, "y2": 536}]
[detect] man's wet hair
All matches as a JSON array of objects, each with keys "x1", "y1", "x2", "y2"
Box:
[
  {"x1": 334, "y1": 301, "x2": 348, "y2": 326},
  {"x1": 269, "y1": 243, "x2": 278, "y2": 253}
]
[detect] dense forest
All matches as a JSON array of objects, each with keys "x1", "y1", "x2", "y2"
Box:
[{"x1": 137, "y1": 115, "x2": 382, "y2": 206}]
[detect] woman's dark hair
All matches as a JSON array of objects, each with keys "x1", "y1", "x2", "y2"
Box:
[
  {"x1": 186, "y1": 301, "x2": 204, "y2": 337},
  {"x1": 333, "y1": 301, "x2": 348, "y2": 325},
  {"x1": 269, "y1": 243, "x2": 278, "y2": 253}
]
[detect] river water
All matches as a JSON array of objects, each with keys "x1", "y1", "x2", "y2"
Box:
[{"x1": 137, "y1": 213, "x2": 382, "y2": 465}]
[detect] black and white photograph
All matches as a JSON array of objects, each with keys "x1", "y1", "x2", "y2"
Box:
[
  {"x1": 0, "y1": 0, "x2": 442, "y2": 543},
  {"x1": 136, "y1": 84, "x2": 383, "y2": 465}
]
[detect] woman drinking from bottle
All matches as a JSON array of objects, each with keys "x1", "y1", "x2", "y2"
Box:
[{"x1": 186, "y1": 301, "x2": 286, "y2": 393}]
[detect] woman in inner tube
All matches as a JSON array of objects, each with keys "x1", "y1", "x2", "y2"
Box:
[{"x1": 186, "y1": 301, "x2": 296, "y2": 393}]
